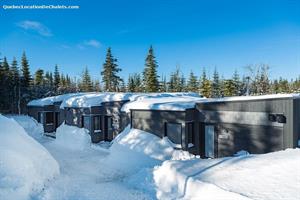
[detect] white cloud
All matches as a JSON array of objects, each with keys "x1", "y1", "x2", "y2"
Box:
[
  {"x1": 17, "y1": 20, "x2": 52, "y2": 37},
  {"x1": 83, "y1": 39, "x2": 101, "y2": 48}
]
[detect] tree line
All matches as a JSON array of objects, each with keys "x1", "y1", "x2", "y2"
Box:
[{"x1": 1, "y1": 46, "x2": 300, "y2": 114}]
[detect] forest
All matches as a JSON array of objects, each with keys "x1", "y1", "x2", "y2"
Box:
[{"x1": 1, "y1": 46, "x2": 299, "y2": 114}]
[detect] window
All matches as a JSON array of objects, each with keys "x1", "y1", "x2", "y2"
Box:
[
  {"x1": 187, "y1": 122, "x2": 195, "y2": 147},
  {"x1": 166, "y1": 123, "x2": 182, "y2": 146},
  {"x1": 94, "y1": 116, "x2": 101, "y2": 133},
  {"x1": 45, "y1": 112, "x2": 54, "y2": 125}
]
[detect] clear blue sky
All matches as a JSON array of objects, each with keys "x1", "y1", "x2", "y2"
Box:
[{"x1": 0, "y1": 0, "x2": 299, "y2": 81}]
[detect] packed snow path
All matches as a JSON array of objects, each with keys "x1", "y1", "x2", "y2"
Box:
[{"x1": 37, "y1": 139, "x2": 152, "y2": 200}]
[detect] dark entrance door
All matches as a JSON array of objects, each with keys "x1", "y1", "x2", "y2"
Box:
[
  {"x1": 104, "y1": 116, "x2": 113, "y2": 141},
  {"x1": 55, "y1": 112, "x2": 60, "y2": 128}
]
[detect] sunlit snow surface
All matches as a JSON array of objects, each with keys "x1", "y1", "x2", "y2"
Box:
[{"x1": 2, "y1": 115, "x2": 300, "y2": 200}]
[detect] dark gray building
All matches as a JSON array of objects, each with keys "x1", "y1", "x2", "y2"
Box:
[
  {"x1": 130, "y1": 95, "x2": 300, "y2": 158},
  {"x1": 27, "y1": 101, "x2": 64, "y2": 134},
  {"x1": 63, "y1": 100, "x2": 130, "y2": 143}
]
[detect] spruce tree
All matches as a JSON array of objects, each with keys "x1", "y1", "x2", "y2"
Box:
[
  {"x1": 10, "y1": 57, "x2": 20, "y2": 113},
  {"x1": 101, "y1": 47, "x2": 122, "y2": 92},
  {"x1": 34, "y1": 69, "x2": 44, "y2": 86},
  {"x1": 80, "y1": 67, "x2": 93, "y2": 92},
  {"x1": 187, "y1": 71, "x2": 198, "y2": 92},
  {"x1": 232, "y1": 70, "x2": 241, "y2": 96},
  {"x1": 199, "y1": 68, "x2": 211, "y2": 97},
  {"x1": 143, "y1": 46, "x2": 159, "y2": 92},
  {"x1": 211, "y1": 68, "x2": 221, "y2": 97},
  {"x1": 0, "y1": 57, "x2": 11, "y2": 112},
  {"x1": 21, "y1": 52, "x2": 31, "y2": 88},
  {"x1": 223, "y1": 79, "x2": 236, "y2": 96},
  {"x1": 54, "y1": 64, "x2": 60, "y2": 92}
]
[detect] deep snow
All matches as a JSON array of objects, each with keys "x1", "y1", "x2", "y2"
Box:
[
  {"x1": 0, "y1": 115, "x2": 59, "y2": 200},
  {"x1": 1, "y1": 115, "x2": 300, "y2": 200}
]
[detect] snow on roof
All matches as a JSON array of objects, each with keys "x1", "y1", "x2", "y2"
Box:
[
  {"x1": 27, "y1": 93, "x2": 87, "y2": 106},
  {"x1": 201, "y1": 93, "x2": 300, "y2": 104},
  {"x1": 122, "y1": 96, "x2": 206, "y2": 112},
  {"x1": 60, "y1": 92, "x2": 201, "y2": 108}
]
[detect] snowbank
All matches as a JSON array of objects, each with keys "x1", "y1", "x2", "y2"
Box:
[
  {"x1": 7, "y1": 115, "x2": 44, "y2": 140},
  {"x1": 106, "y1": 126, "x2": 195, "y2": 175},
  {"x1": 152, "y1": 149, "x2": 300, "y2": 200},
  {"x1": 54, "y1": 123, "x2": 91, "y2": 151},
  {"x1": 122, "y1": 96, "x2": 205, "y2": 112},
  {"x1": 60, "y1": 92, "x2": 201, "y2": 108},
  {"x1": 28, "y1": 92, "x2": 86, "y2": 106},
  {"x1": 0, "y1": 115, "x2": 59, "y2": 200},
  {"x1": 203, "y1": 93, "x2": 300, "y2": 103}
]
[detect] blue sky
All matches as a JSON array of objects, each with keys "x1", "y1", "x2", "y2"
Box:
[{"x1": 0, "y1": 0, "x2": 299, "y2": 81}]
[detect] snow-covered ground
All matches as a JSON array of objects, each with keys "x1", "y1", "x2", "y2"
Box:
[{"x1": 1, "y1": 115, "x2": 299, "y2": 200}]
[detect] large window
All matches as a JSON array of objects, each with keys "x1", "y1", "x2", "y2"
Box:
[
  {"x1": 45, "y1": 112, "x2": 54, "y2": 125},
  {"x1": 166, "y1": 123, "x2": 182, "y2": 146},
  {"x1": 187, "y1": 122, "x2": 195, "y2": 147},
  {"x1": 94, "y1": 116, "x2": 102, "y2": 133}
]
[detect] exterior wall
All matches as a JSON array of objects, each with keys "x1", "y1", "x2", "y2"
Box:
[
  {"x1": 196, "y1": 97, "x2": 295, "y2": 157},
  {"x1": 27, "y1": 105, "x2": 63, "y2": 133},
  {"x1": 293, "y1": 98, "x2": 300, "y2": 146},
  {"x1": 131, "y1": 109, "x2": 190, "y2": 149},
  {"x1": 102, "y1": 100, "x2": 129, "y2": 140}
]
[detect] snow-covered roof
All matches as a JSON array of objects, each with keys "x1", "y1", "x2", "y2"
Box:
[
  {"x1": 122, "y1": 96, "x2": 206, "y2": 112},
  {"x1": 200, "y1": 93, "x2": 300, "y2": 104},
  {"x1": 60, "y1": 92, "x2": 201, "y2": 108},
  {"x1": 27, "y1": 93, "x2": 87, "y2": 106}
]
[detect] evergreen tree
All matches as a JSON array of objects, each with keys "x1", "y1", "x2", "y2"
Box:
[
  {"x1": 187, "y1": 71, "x2": 198, "y2": 92},
  {"x1": 54, "y1": 64, "x2": 60, "y2": 92},
  {"x1": 232, "y1": 70, "x2": 241, "y2": 96},
  {"x1": 10, "y1": 57, "x2": 20, "y2": 113},
  {"x1": 101, "y1": 47, "x2": 122, "y2": 92},
  {"x1": 34, "y1": 69, "x2": 44, "y2": 86},
  {"x1": 21, "y1": 52, "x2": 31, "y2": 88},
  {"x1": 0, "y1": 57, "x2": 11, "y2": 112},
  {"x1": 211, "y1": 68, "x2": 221, "y2": 97},
  {"x1": 143, "y1": 46, "x2": 159, "y2": 92},
  {"x1": 223, "y1": 79, "x2": 236, "y2": 96},
  {"x1": 199, "y1": 68, "x2": 211, "y2": 97},
  {"x1": 159, "y1": 75, "x2": 168, "y2": 92},
  {"x1": 168, "y1": 67, "x2": 185, "y2": 92},
  {"x1": 79, "y1": 67, "x2": 93, "y2": 92},
  {"x1": 93, "y1": 79, "x2": 101, "y2": 92}
]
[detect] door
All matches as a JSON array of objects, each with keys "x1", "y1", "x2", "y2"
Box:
[
  {"x1": 205, "y1": 125, "x2": 215, "y2": 158},
  {"x1": 104, "y1": 116, "x2": 113, "y2": 140},
  {"x1": 55, "y1": 112, "x2": 60, "y2": 128},
  {"x1": 38, "y1": 112, "x2": 43, "y2": 123}
]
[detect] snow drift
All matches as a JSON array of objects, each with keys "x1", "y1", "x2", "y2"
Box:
[
  {"x1": 106, "y1": 126, "x2": 194, "y2": 175},
  {"x1": 0, "y1": 115, "x2": 59, "y2": 200},
  {"x1": 54, "y1": 123, "x2": 91, "y2": 151},
  {"x1": 7, "y1": 115, "x2": 44, "y2": 140},
  {"x1": 152, "y1": 149, "x2": 300, "y2": 200}
]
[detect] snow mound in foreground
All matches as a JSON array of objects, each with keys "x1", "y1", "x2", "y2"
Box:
[
  {"x1": 153, "y1": 148, "x2": 300, "y2": 200},
  {"x1": 7, "y1": 115, "x2": 44, "y2": 140},
  {"x1": 54, "y1": 123, "x2": 91, "y2": 151},
  {"x1": 107, "y1": 126, "x2": 195, "y2": 174},
  {"x1": 0, "y1": 115, "x2": 59, "y2": 200}
]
